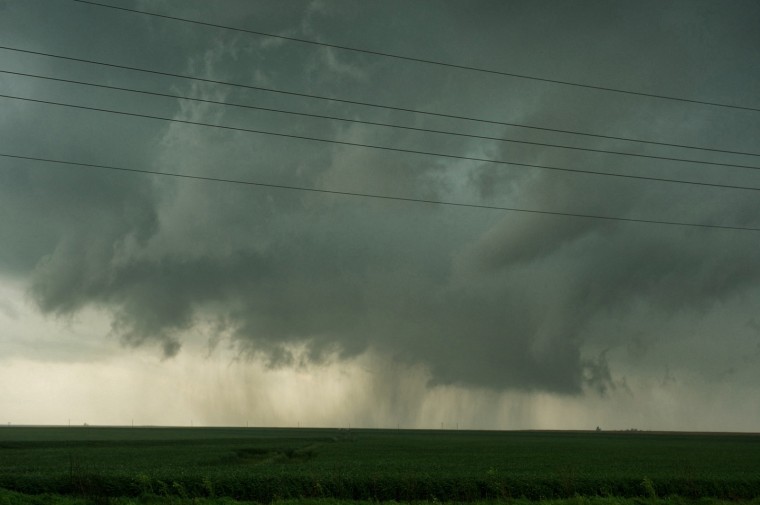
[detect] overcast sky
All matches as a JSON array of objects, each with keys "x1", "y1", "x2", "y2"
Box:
[{"x1": 1, "y1": 0, "x2": 759, "y2": 431}]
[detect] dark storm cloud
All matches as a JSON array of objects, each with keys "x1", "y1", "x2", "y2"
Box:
[{"x1": 2, "y1": 0, "x2": 759, "y2": 394}]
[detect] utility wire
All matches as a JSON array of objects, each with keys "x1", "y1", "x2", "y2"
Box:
[
  {"x1": 1, "y1": 45, "x2": 757, "y2": 159},
  {"x1": 4, "y1": 92, "x2": 760, "y2": 193},
  {"x1": 4, "y1": 69, "x2": 759, "y2": 171},
  {"x1": 2, "y1": 152, "x2": 758, "y2": 232},
  {"x1": 73, "y1": 0, "x2": 760, "y2": 114}
]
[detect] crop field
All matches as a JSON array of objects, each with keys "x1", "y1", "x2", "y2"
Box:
[{"x1": 0, "y1": 427, "x2": 759, "y2": 504}]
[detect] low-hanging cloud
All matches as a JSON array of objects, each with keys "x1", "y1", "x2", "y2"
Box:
[{"x1": 2, "y1": 0, "x2": 760, "y2": 401}]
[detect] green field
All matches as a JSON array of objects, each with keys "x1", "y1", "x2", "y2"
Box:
[{"x1": 0, "y1": 427, "x2": 758, "y2": 503}]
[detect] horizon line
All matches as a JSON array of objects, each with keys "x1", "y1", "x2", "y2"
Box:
[{"x1": 1, "y1": 424, "x2": 758, "y2": 435}]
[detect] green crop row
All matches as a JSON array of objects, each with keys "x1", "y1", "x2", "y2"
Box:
[
  {"x1": 1, "y1": 428, "x2": 759, "y2": 502},
  {"x1": 3, "y1": 487, "x2": 760, "y2": 505},
  {"x1": 2, "y1": 471, "x2": 760, "y2": 502}
]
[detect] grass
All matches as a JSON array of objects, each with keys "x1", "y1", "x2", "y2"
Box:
[
  {"x1": 2, "y1": 488, "x2": 760, "y2": 505},
  {"x1": 0, "y1": 427, "x2": 759, "y2": 502}
]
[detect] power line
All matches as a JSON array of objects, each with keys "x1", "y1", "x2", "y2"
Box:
[
  {"x1": 4, "y1": 92, "x2": 760, "y2": 194},
  {"x1": 4, "y1": 69, "x2": 760, "y2": 171},
  {"x1": 2, "y1": 152, "x2": 758, "y2": 232},
  {"x1": 72, "y1": 0, "x2": 760, "y2": 114},
  {"x1": 1, "y1": 45, "x2": 756, "y2": 159}
]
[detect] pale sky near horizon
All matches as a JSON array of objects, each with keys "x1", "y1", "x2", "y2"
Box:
[{"x1": 1, "y1": 0, "x2": 760, "y2": 431}]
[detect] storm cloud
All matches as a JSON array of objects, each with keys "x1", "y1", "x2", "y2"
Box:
[{"x1": 2, "y1": 0, "x2": 760, "y2": 413}]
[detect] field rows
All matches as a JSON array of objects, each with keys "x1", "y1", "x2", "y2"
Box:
[{"x1": 0, "y1": 428, "x2": 758, "y2": 502}]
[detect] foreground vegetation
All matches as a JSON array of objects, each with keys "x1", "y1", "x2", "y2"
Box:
[
  {"x1": 0, "y1": 427, "x2": 758, "y2": 503},
  {"x1": 0, "y1": 489, "x2": 760, "y2": 505},
  {"x1": 2, "y1": 489, "x2": 760, "y2": 505}
]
